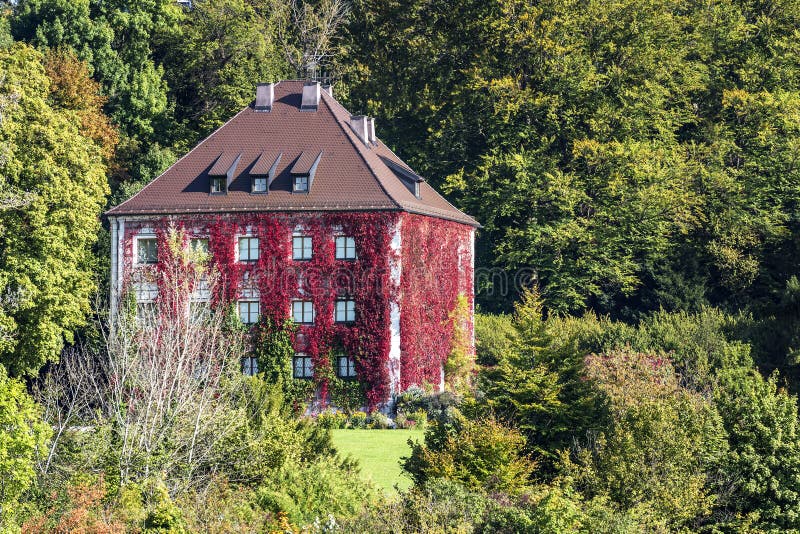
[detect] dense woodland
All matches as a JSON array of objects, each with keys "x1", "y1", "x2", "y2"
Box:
[{"x1": 1, "y1": 0, "x2": 800, "y2": 532}]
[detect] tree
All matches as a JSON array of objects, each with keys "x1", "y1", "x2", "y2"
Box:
[
  {"x1": 160, "y1": 0, "x2": 289, "y2": 137},
  {"x1": 563, "y1": 349, "x2": 728, "y2": 530},
  {"x1": 403, "y1": 409, "x2": 535, "y2": 495},
  {"x1": 0, "y1": 364, "x2": 51, "y2": 529},
  {"x1": 0, "y1": 43, "x2": 108, "y2": 375}
]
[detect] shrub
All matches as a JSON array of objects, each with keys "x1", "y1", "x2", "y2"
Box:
[
  {"x1": 403, "y1": 409, "x2": 534, "y2": 495},
  {"x1": 0, "y1": 364, "x2": 50, "y2": 530},
  {"x1": 475, "y1": 312, "x2": 517, "y2": 366},
  {"x1": 317, "y1": 410, "x2": 348, "y2": 429},
  {"x1": 367, "y1": 410, "x2": 393, "y2": 429},
  {"x1": 348, "y1": 411, "x2": 368, "y2": 428}
]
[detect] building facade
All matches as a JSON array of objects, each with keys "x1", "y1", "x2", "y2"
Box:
[{"x1": 107, "y1": 80, "x2": 478, "y2": 408}]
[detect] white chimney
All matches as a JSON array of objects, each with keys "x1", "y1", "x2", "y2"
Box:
[
  {"x1": 350, "y1": 115, "x2": 369, "y2": 145},
  {"x1": 301, "y1": 81, "x2": 320, "y2": 111},
  {"x1": 367, "y1": 117, "x2": 376, "y2": 144},
  {"x1": 254, "y1": 83, "x2": 274, "y2": 111},
  {"x1": 322, "y1": 84, "x2": 334, "y2": 98}
]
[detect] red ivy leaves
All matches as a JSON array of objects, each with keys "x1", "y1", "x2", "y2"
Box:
[{"x1": 121, "y1": 211, "x2": 473, "y2": 409}]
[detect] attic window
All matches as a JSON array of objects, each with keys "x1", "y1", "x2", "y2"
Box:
[
  {"x1": 253, "y1": 177, "x2": 267, "y2": 192},
  {"x1": 211, "y1": 177, "x2": 225, "y2": 194},
  {"x1": 208, "y1": 152, "x2": 241, "y2": 195},
  {"x1": 294, "y1": 176, "x2": 309, "y2": 192},
  {"x1": 290, "y1": 150, "x2": 322, "y2": 194},
  {"x1": 382, "y1": 157, "x2": 425, "y2": 199},
  {"x1": 250, "y1": 152, "x2": 281, "y2": 194}
]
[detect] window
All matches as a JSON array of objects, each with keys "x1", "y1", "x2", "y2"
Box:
[
  {"x1": 293, "y1": 175, "x2": 308, "y2": 192},
  {"x1": 190, "y1": 238, "x2": 209, "y2": 263},
  {"x1": 292, "y1": 235, "x2": 312, "y2": 260},
  {"x1": 211, "y1": 176, "x2": 225, "y2": 193},
  {"x1": 136, "y1": 302, "x2": 156, "y2": 324},
  {"x1": 238, "y1": 237, "x2": 259, "y2": 262},
  {"x1": 189, "y1": 301, "x2": 209, "y2": 323},
  {"x1": 335, "y1": 236, "x2": 356, "y2": 260},
  {"x1": 190, "y1": 238, "x2": 208, "y2": 254},
  {"x1": 292, "y1": 300, "x2": 314, "y2": 324},
  {"x1": 253, "y1": 176, "x2": 267, "y2": 193},
  {"x1": 337, "y1": 355, "x2": 357, "y2": 378},
  {"x1": 293, "y1": 353, "x2": 313, "y2": 379},
  {"x1": 238, "y1": 300, "x2": 260, "y2": 324},
  {"x1": 137, "y1": 238, "x2": 158, "y2": 264},
  {"x1": 335, "y1": 299, "x2": 356, "y2": 323},
  {"x1": 242, "y1": 356, "x2": 259, "y2": 376}
]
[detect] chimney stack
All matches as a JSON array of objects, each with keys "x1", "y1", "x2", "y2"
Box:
[
  {"x1": 350, "y1": 115, "x2": 369, "y2": 145},
  {"x1": 367, "y1": 117, "x2": 376, "y2": 145},
  {"x1": 254, "y1": 83, "x2": 274, "y2": 111},
  {"x1": 301, "y1": 81, "x2": 321, "y2": 111},
  {"x1": 322, "y1": 84, "x2": 334, "y2": 98}
]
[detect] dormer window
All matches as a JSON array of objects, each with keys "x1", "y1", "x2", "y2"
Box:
[
  {"x1": 211, "y1": 177, "x2": 225, "y2": 194},
  {"x1": 250, "y1": 152, "x2": 281, "y2": 194},
  {"x1": 293, "y1": 175, "x2": 309, "y2": 193},
  {"x1": 290, "y1": 150, "x2": 322, "y2": 194},
  {"x1": 253, "y1": 177, "x2": 267, "y2": 192},
  {"x1": 208, "y1": 152, "x2": 241, "y2": 195}
]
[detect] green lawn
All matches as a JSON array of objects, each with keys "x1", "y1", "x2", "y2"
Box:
[{"x1": 331, "y1": 428, "x2": 425, "y2": 494}]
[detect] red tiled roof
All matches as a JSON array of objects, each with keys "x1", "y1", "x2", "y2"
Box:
[
  {"x1": 250, "y1": 151, "x2": 281, "y2": 175},
  {"x1": 107, "y1": 80, "x2": 479, "y2": 227}
]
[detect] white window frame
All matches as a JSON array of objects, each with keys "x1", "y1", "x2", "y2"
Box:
[
  {"x1": 292, "y1": 234, "x2": 313, "y2": 260},
  {"x1": 335, "y1": 299, "x2": 356, "y2": 323},
  {"x1": 238, "y1": 236, "x2": 259, "y2": 262},
  {"x1": 293, "y1": 353, "x2": 313, "y2": 379},
  {"x1": 136, "y1": 236, "x2": 158, "y2": 265},
  {"x1": 293, "y1": 175, "x2": 309, "y2": 192},
  {"x1": 335, "y1": 236, "x2": 356, "y2": 260},
  {"x1": 336, "y1": 355, "x2": 357, "y2": 379},
  {"x1": 292, "y1": 300, "x2": 314, "y2": 324},
  {"x1": 238, "y1": 300, "x2": 260, "y2": 325},
  {"x1": 136, "y1": 301, "x2": 156, "y2": 325},
  {"x1": 252, "y1": 176, "x2": 267, "y2": 193}
]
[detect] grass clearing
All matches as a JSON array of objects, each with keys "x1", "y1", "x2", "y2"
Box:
[{"x1": 331, "y1": 428, "x2": 425, "y2": 494}]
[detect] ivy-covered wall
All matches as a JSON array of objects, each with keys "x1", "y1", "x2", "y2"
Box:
[
  {"x1": 118, "y1": 210, "x2": 474, "y2": 408},
  {"x1": 398, "y1": 214, "x2": 475, "y2": 390}
]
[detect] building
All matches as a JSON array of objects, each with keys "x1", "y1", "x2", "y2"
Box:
[{"x1": 106, "y1": 80, "x2": 478, "y2": 409}]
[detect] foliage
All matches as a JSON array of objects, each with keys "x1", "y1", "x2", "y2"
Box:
[
  {"x1": 403, "y1": 408, "x2": 534, "y2": 495},
  {"x1": 251, "y1": 315, "x2": 296, "y2": 390},
  {"x1": 713, "y1": 367, "x2": 800, "y2": 530},
  {"x1": 0, "y1": 43, "x2": 108, "y2": 375},
  {"x1": 399, "y1": 214, "x2": 474, "y2": 389},
  {"x1": 0, "y1": 364, "x2": 50, "y2": 529},
  {"x1": 563, "y1": 349, "x2": 728, "y2": 530},
  {"x1": 344, "y1": 0, "x2": 800, "y2": 326},
  {"x1": 161, "y1": 0, "x2": 289, "y2": 137},
  {"x1": 474, "y1": 312, "x2": 516, "y2": 366},
  {"x1": 444, "y1": 293, "x2": 474, "y2": 393}
]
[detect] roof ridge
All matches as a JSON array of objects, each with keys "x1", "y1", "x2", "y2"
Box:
[{"x1": 319, "y1": 91, "x2": 402, "y2": 211}]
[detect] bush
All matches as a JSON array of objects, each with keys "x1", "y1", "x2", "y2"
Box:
[
  {"x1": 403, "y1": 409, "x2": 534, "y2": 495},
  {"x1": 396, "y1": 387, "x2": 462, "y2": 420},
  {"x1": 0, "y1": 364, "x2": 50, "y2": 530},
  {"x1": 317, "y1": 410, "x2": 348, "y2": 429},
  {"x1": 367, "y1": 410, "x2": 393, "y2": 429},
  {"x1": 348, "y1": 411, "x2": 368, "y2": 428}
]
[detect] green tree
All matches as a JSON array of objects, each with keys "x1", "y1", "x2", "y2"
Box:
[
  {"x1": 0, "y1": 364, "x2": 51, "y2": 528},
  {"x1": 403, "y1": 409, "x2": 535, "y2": 495},
  {"x1": 0, "y1": 43, "x2": 108, "y2": 375},
  {"x1": 160, "y1": 0, "x2": 289, "y2": 137},
  {"x1": 563, "y1": 349, "x2": 728, "y2": 530}
]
